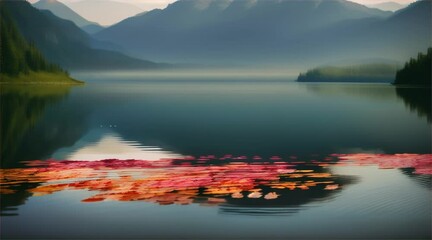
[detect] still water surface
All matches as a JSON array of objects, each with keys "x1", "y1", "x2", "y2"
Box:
[{"x1": 1, "y1": 74, "x2": 431, "y2": 239}]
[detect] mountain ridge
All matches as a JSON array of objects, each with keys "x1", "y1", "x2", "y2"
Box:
[
  {"x1": 95, "y1": 0, "x2": 411, "y2": 66},
  {"x1": 1, "y1": 0, "x2": 163, "y2": 70},
  {"x1": 0, "y1": 4, "x2": 80, "y2": 84},
  {"x1": 65, "y1": 0, "x2": 144, "y2": 26},
  {"x1": 33, "y1": 0, "x2": 104, "y2": 34},
  {"x1": 367, "y1": 1, "x2": 407, "y2": 12}
]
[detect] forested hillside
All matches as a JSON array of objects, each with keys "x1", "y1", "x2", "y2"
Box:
[
  {"x1": 1, "y1": 6, "x2": 65, "y2": 77},
  {"x1": 394, "y1": 48, "x2": 432, "y2": 86},
  {"x1": 297, "y1": 64, "x2": 399, "y2": 83},
  {"x1": 1, "y1": 0, "x2": 161, "y2": 70}
]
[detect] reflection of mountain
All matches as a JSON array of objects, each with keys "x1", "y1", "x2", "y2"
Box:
[
  {"x1": 0, "y1": 158, "x2": 357, "y2": 216},
  {"x1": 219, "y1": 173, "x2": 356, "y2": 216},
  {"x1": 396, "y1": 87, "x2": 431, "y2": 122},
  {"x1": 0, "y1": 86, "x2": 89, "y2": 168},
  {"x1": 70, "y1": 81, "x2": 428, "y2": 157},
  {"x1": 52, "y1": 129, "x2": 183, "y2": 161},
  {"x1": 2, "y1": 154, "x2": 429, "y2": 216}
]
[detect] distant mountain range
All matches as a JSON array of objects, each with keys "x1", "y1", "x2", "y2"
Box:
[
  {"x1": 1, "y1": 0, "x2": 162, "y2": 70},
  {"x1": 64, "y1": 0, "x2": 144, "y2": 26},
  {"x1": 94, "y1": 0, "x2": 431, "y2": 67},
  {"x1": 366, "y1": 1, "x2": 407, "y2": 12},
  {"x1": 3, "y1": 0, "x2": 430, "y2": 71},
  {"x1": 33, "y1": 0, "x2": 104, "y2": 34}
]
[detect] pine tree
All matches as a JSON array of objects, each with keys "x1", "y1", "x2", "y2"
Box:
[
  {"x1": 0, "y1": 3, "x2": 65, "y2": 77},
  {"x1": 394, "y1": 48, "x2": 432, "y2": 86}
]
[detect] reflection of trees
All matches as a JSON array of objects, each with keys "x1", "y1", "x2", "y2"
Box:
[
  {"x1": 0, "y1": 85, "x2": 89, "y2": 215},
  {"x1": 400, "y1": 168, "x2": 432, "y2": 189},
  {"x1": 303, "y1": 83, "x2": 397, "y2": 101},
  {"x1": 301, "y1": 84, "x2": 431, "y2": 123},
  {"x1": 396, "y1": 87, "x2": 431, "y2": 123},
  {"x1": 0, "y1": 158, "x2": 358, "y2": 216},
  {"x1": 0, "y1": 183, "x2": 38, "y2": 216},
  {"x1": 219, "y1": 165, "x2": 357, "y2": 216},
  {"x1": 1, "y1": 85, "x2": 69, "y2": 167},
  {"x1": 0, "y1": 85, "x2": 89, "y2": 168},
  {"x1": 220, "y1": 181, "x2": 349, "y2": 216}
]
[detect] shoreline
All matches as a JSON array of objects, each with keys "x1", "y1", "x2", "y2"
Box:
[
  {"x1": 0, "y1": 71, "x2": 84, "y2": 85},
  {"x1": 0, "y1": 81, "x2": 84, "y2": 85}
]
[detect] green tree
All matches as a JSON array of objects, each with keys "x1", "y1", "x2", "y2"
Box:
[
  {"x1": 0, "y1": 4, "x2": 65, "y2": 77},
  {"x1": 394, "y1": 48, "x2": 432, "y2": 86}
]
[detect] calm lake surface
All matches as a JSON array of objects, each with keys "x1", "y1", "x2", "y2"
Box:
[{"x1": 1, "y1": 73, "x2": 431, "y2": 239}]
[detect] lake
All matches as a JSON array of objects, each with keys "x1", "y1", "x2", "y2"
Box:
[{"x1": 1, "y1": 73, "x2": 431, "y2": 239}]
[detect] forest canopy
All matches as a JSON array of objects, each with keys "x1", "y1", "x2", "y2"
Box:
[
  {"x1": 394, "y1": 48, "x2": 432, "y2": 86},
  {"x1": 0, "y1": 5, "x2": 66, "y2": 77},
  {"x1": 297, "y1": 64, "x2": 398, "y2": 83}
]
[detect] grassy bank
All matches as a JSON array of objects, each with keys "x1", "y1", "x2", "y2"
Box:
[{"x1": 0, "y1": 71, "x2": 84, "y2": 84}]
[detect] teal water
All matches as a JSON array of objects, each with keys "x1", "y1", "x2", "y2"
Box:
[{"x1": 1, "y1": 74, "x2": 431, "y2": 239}]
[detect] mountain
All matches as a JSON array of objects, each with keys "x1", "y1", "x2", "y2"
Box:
[
  {"x1": 367, "y1": 2, "x2": 407, "y2": 12},
  {"x1": 95, "y1": 0, "x2": 394, "y2": 65},
  {"x1": 294, "y1": 0, "x2": 431, "y2": 64},
  {"x1": 65, "y1": 0, "x2": 144, "y2": 26},
  {"x1": 95, "y1": 0, "x2": 430, "y2": 67},
  {"x1": 33, "y1": 0, "x2": 104, "y2": 34},
  {"x1": 0, "y1": 4, "x2": 79, "y2": 83},
  {"x1": 81, "y1": 24, "x2": 104, "y2": 34},
  {"x1": 1, "y1": 0, "x2": 161, "y2": 70}
]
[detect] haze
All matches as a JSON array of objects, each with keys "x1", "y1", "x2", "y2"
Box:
[{"x1": 28, "y1": 0, "x2": 416, "y2": 25}]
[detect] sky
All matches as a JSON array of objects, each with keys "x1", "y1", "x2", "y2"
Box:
[
  {"x1": 351, "y1": 0, "x2": 415, "y2": 4},
  {"x1": 27, "y1": 0, "x2": 417, "y2": 11},
  {"x1": 72, "y1": 0, "x2": 176, "y2": 10},
  {"x1": 27, "y1": 0, "x2": 176, "y2": 10},
  {"x1": 28, "y1": 0, "x2": 417, "y2": 25}
]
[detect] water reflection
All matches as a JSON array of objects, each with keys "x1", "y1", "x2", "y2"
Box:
[
  {"x1": 1, "y1": 81, "x2": 431, "y2": 220},
  {"x1": 0, "y1": 85, "x2": 88, "y2": 168},
  {"x1": 1, "y1": 82, "x2": 431, "y2": 167},
  {"x1": 55, "y1": 130, "x2": 183, "y2": 161},
  {"x1": 1, "y1": 154, "x2": 430, "y2": 216},
  {"x1": 302, "y1": 83, "x2": 397, "y2": 101},
  {"x1": 396, "y1": 87, "x2": 431, "y2": 122},
  {"x1": 0, "y1": 85, "x2": 91, "y2": 215},
  {"x1": 400, "y1": 168, "x2": 432, "y2": 189},
  {"x1": 0, "y1": 184, "x2": 36, "y2": 217},
  {"x1": 303, "y1": 83, "x2": 431, "y2": 124},
  {"x1": 0, "y1": 156, "x2": 352, "y2": 216}
]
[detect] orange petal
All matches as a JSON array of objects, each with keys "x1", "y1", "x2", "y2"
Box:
[{"x1": 264, "y1": 192, "x2": 279, "y2": 200}]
